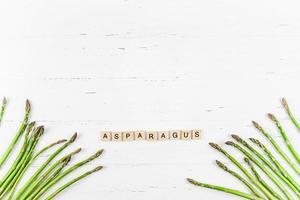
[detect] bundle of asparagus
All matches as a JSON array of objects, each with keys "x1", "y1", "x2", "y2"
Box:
[
  {"x1": 187, "y1": 98, "x2": 300, "y2": 200},
  {"x1": 0, "y1": 98, "x2": 103, "y2": 200}
]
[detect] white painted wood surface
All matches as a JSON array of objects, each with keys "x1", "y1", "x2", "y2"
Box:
[{"x1": 0, "y1": 0, "x2": 300, "y2": 199}]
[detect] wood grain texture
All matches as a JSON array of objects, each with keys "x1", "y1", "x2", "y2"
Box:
[{"x1": 0, "y1": 0, "x2": 300, "y2": 199}]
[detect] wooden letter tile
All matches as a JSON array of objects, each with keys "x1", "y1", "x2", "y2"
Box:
[
  {"x1": 169, "y1": 130, "x2": 180, "y2": 140},
  {"x1": 146, "y1": 131, "x2": 158, "y2": 141},
  {"x1": 123, "y1": 131, "x2": 134, "y2": 141},
  {"x1": 158, "y1": 131, "x2": 169, "y2": 141},
  {"x1": 134, "y1": 131, "x2": 146, "y2": 141},
  {"x1": 181, "y1": 130, "x2": 192, "y2": 140},
  {"x1": 192, "y1": 129, "x2": 202, "y2": 140},
  {"x1": 100, "y1": 131, "x2": 111, "y2": 141},
  {"x1": 112, "y1": 131, "x2": 123, "y2": 141}
]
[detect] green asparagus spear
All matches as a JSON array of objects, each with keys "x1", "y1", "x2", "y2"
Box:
[
  {"x1": 227, "y1": 138, "x2": 296, "y2": 199},
  {"x1": 0, "y1": 121, "x2": 35, "y2": 187},
  {"x1": 0, "y1": 100, "x2": 31, "y2": 168},
  {"x1": 30, "y1": 149, "x2": 104, "y2": 200},
  {"x1": 268, "y1": 113, "x2": 300, "y2": 164},
  {"x1": 281, "y1": 98, "x2": 300, "y2": 130},
  {"x1": 252, "y1": 120, "x2": 300, "y2": 175},
  {"x1": 244, "y1": 157, "x2": 282, "y2": 200},
  {"x1": 0, "y1": 126, "x2": 44, "y2": 198},
  {"x1": 27, "y1": 156, "x2": 72, "y2": 200},
  {"x1": 216, "y1": 160, "x2": 263, "y2": 198},
  {"x1": 249, "y1": 138, "x2": 300, "y2": 192},
  {"x1": 0, "y1": 97, "x2": 7, "y2": 125},
  {"x1": 7, "y1": 139, "x2": 67, "y2": 200},
  {"x1": 14, "y1": 132, "x2": 78, "y2": 199},
  {"x1": 44, "y1": 166, "x2": 103, "y2": 200},
  {"x1": 187, "y1": 178, "x2": 264, "y2": 200},
  {"x1": 209, "y1": 143, "x2": 276, "y2": 200},
  {"x1": 20, "y1": 148, "x2": 81, "y2": 199}
]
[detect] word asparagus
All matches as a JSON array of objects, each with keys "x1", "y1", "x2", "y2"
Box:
[{"x1": 101, "y1": 129, "x2": 202, "y2": 141}]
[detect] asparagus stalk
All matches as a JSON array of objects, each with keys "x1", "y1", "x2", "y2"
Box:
[
  {"x1": 281, "y1": 98, "x2": 300, "y2": 130},
  {"x1": 0, "y1": 99, "x2": 105, "y2": 200},
  {"x1": 30, "y1": 149, "x2": 104, "y2": 200},
  {"x1": 187, "y1": 178, "x2": 264, "y2": 200},
  {"x1": 26, "y1": 156, "x2": 72, "y2": 200},
  {"x1": 44, "y1": 166, "x2": 103, "y2": 200},
  {"x1": 14, "y1": 132, "x2": 78, "y2": 199},
  {"x1": 43, "y1": 157, "x2": 72, "y2": 185},
  {"x1": 227, "y1": 138, "x2": 297, "y2": 199},
  {"x1": 0, "y1": 121, "x2": 35, "y2": 187},
  {"x1": 7, "y1": 139, "x2": 67, "y2": 200},
  {"x1": 268, "y1": 113, "x2": 300, "y2": 164},
  {"x1": 35, "y1": 148, "x2": 81, "y2": 184},
  {"x1": 215, "y1": 160, "x2": 263, "y2": 198},
  {"x1": 209, "y1": 143, "x2": 276, "y2": 200},
  {"x1": 249, "y1": 138, "x2": 300, "y2": 191},
  {"x1": 0, "y1": 126, "x2": 44, "y2": 197},
  {"x1": 20, "y1": 148, "x2": 82, "y2": 199},
  {"x1": 244, "y1": 157, "x2": 282, "y2": 200},
  {"x1": 0, "y1": 100, "x2": 31, "y2": 168},
  {"x1": 52, "y1": 156, "x2": 72, "y2": 176},
  {"x1": 252, "y1": 120, "x2": 300, "y2": 175},
  {"x1": 0, "y1": 97, "x2": 7, "y2": 125}
]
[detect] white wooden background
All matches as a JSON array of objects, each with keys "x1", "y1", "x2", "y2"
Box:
[{"x1": 0, "y1": 0, "x2": 300, "y2": 199}]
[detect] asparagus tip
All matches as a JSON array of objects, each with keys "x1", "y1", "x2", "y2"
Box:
[
  {"x1": 91, "y1": 166, "x2": 103, "y2": 173},
  {"x1": 63, "y1": 156, "x2": 72, "y2": 166},
  {"x1": 249, "y1": 138, "x2": 259, "y2": 144},
  {"x1": 26, "y1": 122, "x2": 36, "y2": 135},
  {"x1": 94, "y1": 149, "x2": 104, "y2": 158},
  {"x1": 281, "y1": 97, "x2": 289, "y2": 109},
  {"x1": 186, "y1": 178, "x2": 199, "y2": 186},
  {"x1": 267, "y1": 113, "x2": 277, "y2": 122},
  {"x1": 88, "y1": 149, "x2": 104, "y2": 160},
  {"x1": 69, "y1": 132, "x2": 78, "y2": 143},
  {"x1": 28, "y1": 121, "x2": 36, "y2": 127},
  {"x1": 215, "y1": 160, "x2": 221, "y2": 165},
  {"x1": 36, "y1": 125, "x2": 44, "y2": 131},
  {"x1": 74, "y1": 148, "x2": 82, "y2": 154},
  {"x1": 186, "y1": 178, "x2": 194, "y2": 183},
  {"x1": 57, "y1": 139, "x2": 68, "y2": 144},
  {"x1": 209, "y1": 142, "x2": 220, "y2": 150},
  {"x1": 36, "y1": 125, "x2": 45, "y2": 136},
  {"x1": 215, "y1": 160, "x2": 227, "y2": 170},
  {"x1": 2, "y1": 97, "x2": 7, "y2": 105},
  {"x1": 231, "y1": 134, "x2": 242, "y2": 142},
  {"x1": 25, "y1": 99, "x2": 31, "y2": 112},
  {"x1": 66, "y1": 148, "x2": 82, "y2": 159},
  {"x1": 210, "y1": 143, "x2": 225, "y2": 153},
  {"x1": 90, "y1": 149, "x2": 103, "y2": 160},
  {"x1": 40, "y1": 127, "x2": 45, "y2": 136},
  {"x1": 252, "y1": 120, "x2": 262, "y2": 130},
  {"x1": 225, "y1": 141, "x2": 234, "y2": 146}
]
